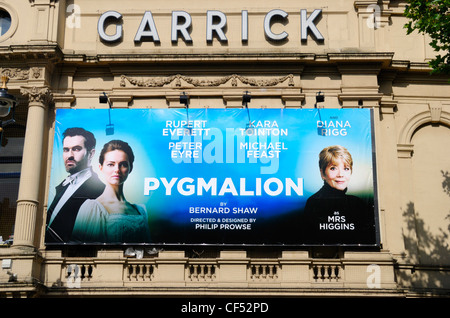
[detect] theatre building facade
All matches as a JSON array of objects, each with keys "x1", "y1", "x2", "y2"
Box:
[{"x1": 0, "y1": 0, "x2": 449, "y2": 298}]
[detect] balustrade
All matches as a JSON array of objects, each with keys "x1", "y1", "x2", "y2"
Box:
[
  {"x1": 311, "y1": 264, "x2": 342, "y2": 282},
  {"x1": 126, "y1": 264, "x2": 155, "y2": 282},
  {"x1": 65, "y1": 263, "x2": 94, "y2": 287},
  {"x1": 45, "y1": 255, "x2": 370, "y2": 289},
  {"x1": 249, "y1": 264, "x2": 279, "y2": 281},
  {"x1": 187, "y1": 264, "x2": 217, "y2": 281}
]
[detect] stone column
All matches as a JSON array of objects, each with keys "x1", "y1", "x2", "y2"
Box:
[{"x1": 12, "y1": 86, "x2": 52, "y2": 248}]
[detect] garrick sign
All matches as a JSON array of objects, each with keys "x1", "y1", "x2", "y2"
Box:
[{"x1": 97, "y1": 9, "x2": 324, "y2": 44}]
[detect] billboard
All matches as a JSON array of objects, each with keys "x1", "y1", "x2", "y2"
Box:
[{"x1": 45, "y1": 107, "x2": 379, "y2": 246}]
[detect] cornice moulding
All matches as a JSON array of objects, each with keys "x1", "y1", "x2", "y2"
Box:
[{"x1": 0, "y1": 44, "x2": 62, "y2": 61}]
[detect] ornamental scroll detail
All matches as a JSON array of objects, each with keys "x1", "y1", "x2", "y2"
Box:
[
  {"x1": 120, "y1": 74, "x2": 295, "y2": 88},
  {"x1": 1, "y1": 67, "x2": 42, "y2": 80}
]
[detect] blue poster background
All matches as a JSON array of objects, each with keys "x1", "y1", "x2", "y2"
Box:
[{"x1": 48, "y1": 108, "x2": 378, "y2": 246}]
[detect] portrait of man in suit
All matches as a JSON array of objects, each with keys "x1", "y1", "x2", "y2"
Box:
[{"x1": 45, "y1": 127, "x2": 105, "y2": 244}]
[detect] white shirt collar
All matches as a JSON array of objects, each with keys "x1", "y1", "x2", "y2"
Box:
[{"x1": 62, "y1": 167, "x2": 92, "y2": 187}]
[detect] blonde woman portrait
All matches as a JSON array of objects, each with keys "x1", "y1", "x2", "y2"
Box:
[{"x1": 302, "y1": 145, "x2": 375, "y2": 244}]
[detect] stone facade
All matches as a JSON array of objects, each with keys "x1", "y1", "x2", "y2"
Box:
[{"x1": 0, "y1": 0, "x2": 449, "y2": 298}]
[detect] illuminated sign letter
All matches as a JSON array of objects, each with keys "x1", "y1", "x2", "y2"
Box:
[
  {"x1": 206, "y1": 10, "x2": 227, "y2": 42},
  {"x1": 264, "y1": 9, "x2": 288, "y2": 41},
  {"x1": 241, "y1": 10, "x2": 248, "y2": 42},
  {"x1": 135, "y1": 11, "x2": 160, "y2": 43},
  {"x1": 98, "y1": 11, "x2": 123, "y2": 42},
  {"x1": 300, "y1": 9, "x2": 324, "y2": 41},
  {"x1": 172, "y1": 11, "x2": 192, "y2": 43}
]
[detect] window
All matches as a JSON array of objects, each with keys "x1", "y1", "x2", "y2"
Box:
[
  {"x1": 0, "y1": 9, "x2": 11, "y2": 36},
  {"x1": 0, "y1": 4, "x2": 17, "y2": 42}
]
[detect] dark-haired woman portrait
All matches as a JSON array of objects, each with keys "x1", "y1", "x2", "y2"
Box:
[{"x1": 72, "y1": 140, "x2": 151, "y2": 243}]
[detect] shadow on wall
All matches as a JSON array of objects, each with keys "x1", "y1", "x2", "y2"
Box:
[{"x1": 400, "y1": 170, "x2": 450, "y2": 289}]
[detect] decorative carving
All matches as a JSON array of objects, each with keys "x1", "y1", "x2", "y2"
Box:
[
  {"x1": 30, "y1": 67, "x2": 42, "y2": 79},
  {"x1": 20, "y1": 86, "x2": 53, "y2": 105},
  {"x1": 120, "y1": 74, "x2": 295, "y2": 88},
  {"x1": 1, "y1": 68, "x2": 30, "y2": 80},
  {"x1": 0, "y1": 67, "x2": 43, "y2": 80}
]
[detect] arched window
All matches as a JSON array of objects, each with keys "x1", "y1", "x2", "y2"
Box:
[{"x1": 411, "y1": 123, "x2": 450, "y2": 264}]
